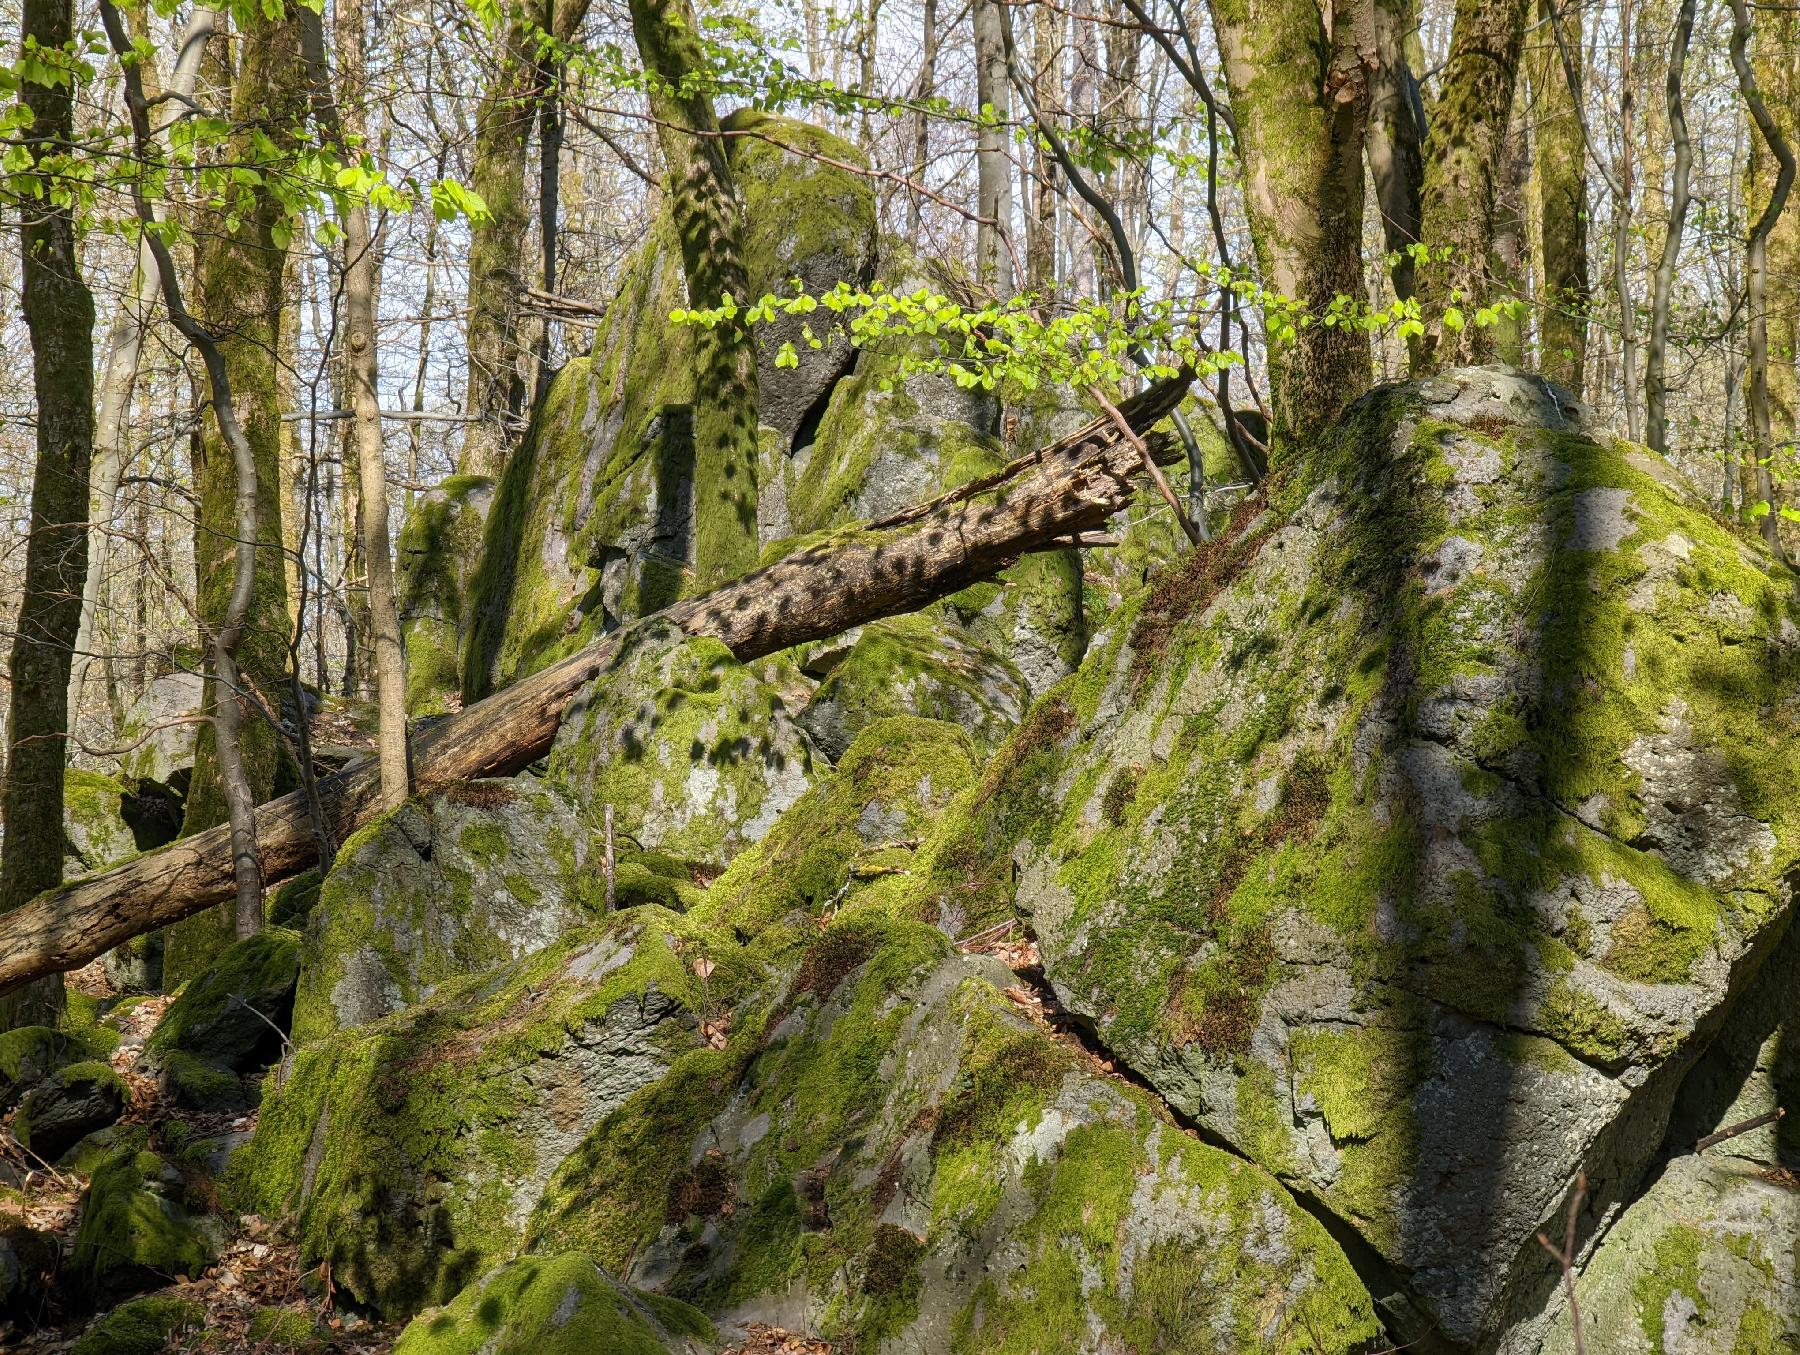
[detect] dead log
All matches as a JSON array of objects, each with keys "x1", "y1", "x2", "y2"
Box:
[{"x1": 0, "y1": 376, "x2": 1189, "y2": 996}]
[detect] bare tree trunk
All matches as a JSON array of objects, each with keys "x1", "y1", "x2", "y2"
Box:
[
  {"x1": 1209, "y1": 0, "x2": 1375, "y2": 443},
  {"x1": 1413, "y1": 0, "x2": 1532, "y2": 367},
  {"x1": 1645, "y1": 0, "x2": 1695, "y2": 454},
  {"x1": 0, "y1": 378, "x2": 1191, "y2": 996},
  {"x1": 1731, "y1": 0, "x2": 1796, "y2": 552},
  {"x1": 973, "y1": 0, "x2": 1016, "y2": 297},
  {"x1": 1528, "y1": 0, "x2": 1588, "y2": 392},
  {"x1": 69, "y1": 7, "x2": 217, "y2": 737},
  {"x1": 1366, "y1": 0, "x2": 1425, "y2": 300},
  {"x1": 629, "y1": 0, "x2": 760, "y2": 589},
  {"x1": 168, "y1": 1, "x2": 303, "y2": 972},
  {"x1": 906, "y1": 0, "x2": 939, "y2": 239},
  {"x1": 0, "y1": 0, "x2": 98, "y2": 1027}
]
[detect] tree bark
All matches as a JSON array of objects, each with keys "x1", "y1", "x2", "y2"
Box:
[
  {"x1": 1645, "y1": 0, "x2": 1695, "y2": 454},
  {"x1": 168, "y1": 1, "x2": 305, "y2": 974},
  {"x1": 0, "y1": 0, "x2": 99, "y2": 1026},
  {"x1": 460, "y1": 0, "x2": 591, "y2": 479},
  {"x1": 1208, "y1": 0, "x2": 1375, "y2": 445},
  {"x1": 629, "y1": 0, "x2": 761, "y2": 589},
  {"x1": 1412, "y1": 0, "x2": 1532, "y2": 368},
  {"x1": 1732, "y1": 0, "x2": 1796, "y2": 552},
  {"x1": 0, "y1": 379, "x2": 1191, "y2": 996},
  {"x1": 973, "y1": 0, "x2": 1016, "y2": 297},
  {"x1": 1366, "y1": 0, "x2": 1425, "y2": 300},
  {"x1": 1527, "y1": 0, "x2": 1588, "y2": 393},
  {"x1": 1751, "y1": 0, "x2": 1799, "y2": 504}
]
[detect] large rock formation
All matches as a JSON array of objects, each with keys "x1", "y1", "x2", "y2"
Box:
[
  {"x1": 917, "y1": 366, "x2": 1800, "y2": 1346},
  {"x1": 199, "y1": 366, "x2": 1800, "y2": 1355}
]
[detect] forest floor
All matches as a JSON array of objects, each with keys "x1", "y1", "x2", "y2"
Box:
[{"x1": 0, "y1": 924, "x2": 1122, "y2": 1353}]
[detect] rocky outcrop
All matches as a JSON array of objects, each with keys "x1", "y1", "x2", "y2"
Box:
[
  {"x1": 527, "y1": 914, "x2": 1381, "y2": 1352},
  {"x1": 116, "y1": 667, "x2": 204, "y2": 788},
  {"x1": 72, "y1": 1128, "x2": 225, "y2": 1297},
  {"x1": 456, "y1": 112, "x2": 876, "y2": 699},
  {"x1": 394, "y1": 1254, "x2": 715, "y2": 1355},
  {"x1": 291, "y1": 777, "x2": 604, "y2": 1043},
  {"x1": 795, "y1": 615, "x2": 1030, "y2": 760},
  {"x1": 231, "y1": 913, "x2": 704, "y2": 1317},
  {"x1": 546, "y1": 622, "x2": 819, "y2": 872},
  {"x1": 924, "y1": 366, "x2": 1800, "y2": 1347},
  {"x1": 147, "y1": 927, "x2": 298, "y2": 1107},
  {"x1": 14, "y1": 1062, "x2": 127, "y2": 1161}
]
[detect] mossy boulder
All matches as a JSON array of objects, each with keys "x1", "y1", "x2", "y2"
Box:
[
  {"x1": 796, "y1": 614, "x2": 1029, "y2": 760},
  {"x1": 528, "y1": 913, "x2": 1380, "y2": 1352},
  {"x1": 460, "y1": 115, "x2": 875, "y2": 697},
  {"x1": 398, "y1": 473, "x2": 496, "y2": 718},
  {"x1": 63, "y1": 768, "x2": 138, "y2": 875},
  {"x1": 14, "y1": 1060, "x2": 127, "y2": 1161},
  {"x1": 936, "y1": 367, "x2": 1800, "y2": 1346},
  {"x1": 0, "y1": 1024, "x2": 71, "y2": 1108},
  {"x1": 546, "y1": 621, "x2": 819, "y2": 872},
  {"x1": 72, "y1": 1128, "x2": 226, "y2": 1296},
  {"x1": 230, "y1": 912, "x2": 706, "y2": 1318},
  {"x1": 393, "y1": 1253, "x2": 714, "y2": 1355},
  {"x1": 69, "y1": 1293, "x2": 207, "y2": 1355},
  {"x1": 149, "y1": 927, "x2": 299, "y2": 1071},
  {"x1": 291, "y1": 777, "x2": 605, "y2": 1043}
]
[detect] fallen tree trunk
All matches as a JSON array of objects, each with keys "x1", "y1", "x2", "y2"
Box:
[{"x1": 0, "y1": 376, "x2": 1188, "y2": 995}]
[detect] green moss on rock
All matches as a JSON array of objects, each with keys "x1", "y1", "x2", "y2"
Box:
[
  {"x1": 72, "y1": 1129, "x2": 224, "y2": 1294},
  {"x1": 393, "y1": 1253, "x2": 713, "y2": 1355},
  {"x1": 70, "y1": 1294, "x2": 207, "y2": 1355},
  {"x1": 231, "y1": 913, "x2": 706, "y2": 1319},
  {"x1": 149, "y1": 927, "x2": 299, "y2": 1070}
]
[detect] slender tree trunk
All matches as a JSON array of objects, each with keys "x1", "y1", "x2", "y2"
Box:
[
  {"x1": 973, "y1": 0, "x2": 1016, "y2": 297},
  {"x1": 1645, "y1": 0, "x2": 1695, "y2": 453},
  {"x1": 1732, "y1": 0, "x2": 1796, "y2": 551},
  {"x1": 169, "y1": 2, "x2": 304, "y2": 974},
  {"x1": 1412, "y1": 0, "x2": 1532, "y2": 367},
  {"x1": 629, "y1": 0, "x2": 761, "y2": 588},
  {"x1": 1528, "y1": 0, "x2": 1588, "y2": 392},
  {"x1": 1209, "y1": 0, "x2": 1375, "y2": 445},
  {"x1": 70, "y1": 7, "x2": 218, "y2": 737},
  {"x1": 1366, "y1": 0, "x2": 1425, "y2": 301},
  {"x1": 1753, "y1": 0, "x2": 1799, "y2": 503},
  {"x1": 534, "y1": 51, "x2": 563, "y2": 403},
  {"x1": 0, "y1": 0, "x2": 98, "y2": 1026},
  {"x1": 907, "y1": 0, "x2": 939, "y2": 239},
  {"x1": 302, "y1": 0, "x2": 410, "y2": 808},
  {"x1": 460, "y1": 7, "x2": 539, "y2": 479}
]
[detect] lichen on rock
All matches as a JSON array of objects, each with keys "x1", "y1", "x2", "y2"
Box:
[
  {"x1": 527, "y1": 908, "x2": 1381, "y2": 1353},
  {"x1": 230, "y1": 911, "x2": 707, "y2": 1318},
  {"x1": 397, "y1": 473, "x2": 496, "y2": 717}
]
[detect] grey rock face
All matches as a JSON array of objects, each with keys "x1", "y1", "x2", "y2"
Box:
[
  {"x1": 117, "y1": 669, "x2": 205, "y2": 786},
  {"x1": 16, "y1": 1064, "x2": 127, "y2": 1162},
  {"x1": 548, "y1": 621, "x2": 819, "y2": 869},
  {"x1": 980, "y1": 367, "x2": 1800, "y2": 1346},
  {"x1": 291, "y1": 776, "x2": 604, "y2": 1043}
]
